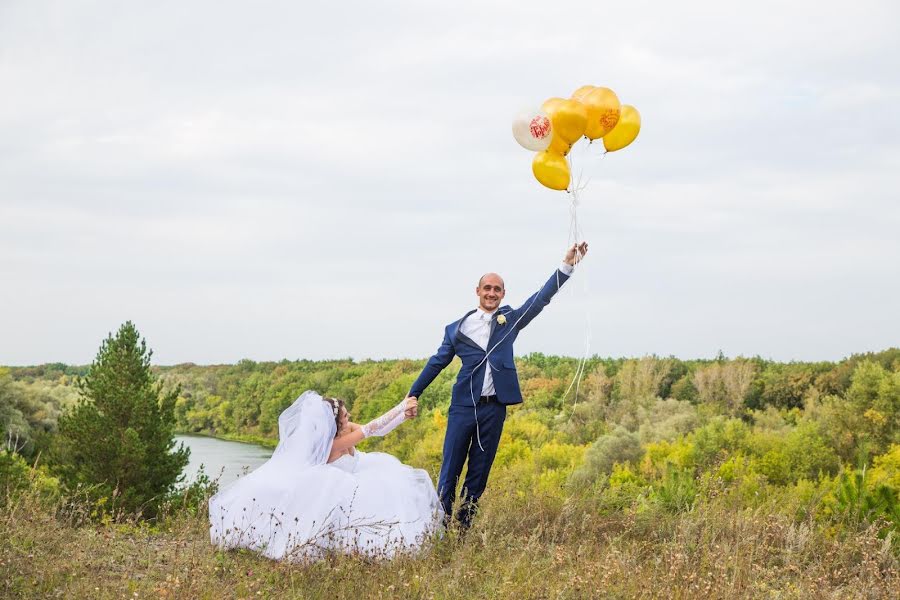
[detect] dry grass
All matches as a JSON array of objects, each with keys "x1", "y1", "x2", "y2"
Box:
[{"x1": 2, "y1": 488, "x2": 898, "y2": 600}]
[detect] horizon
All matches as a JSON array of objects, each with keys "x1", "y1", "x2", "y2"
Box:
[{"x1": 4, "y1": 345, "x2": 898, "y2": 370}]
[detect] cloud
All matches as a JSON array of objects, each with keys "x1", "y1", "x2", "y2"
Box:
[{"x1": 1, "y1": 0, "x2": 898, "y2": 364}]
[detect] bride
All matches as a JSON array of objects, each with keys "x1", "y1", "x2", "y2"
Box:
[{"x1": 209, "y1": 391, "x2": 443, "y2": 560}]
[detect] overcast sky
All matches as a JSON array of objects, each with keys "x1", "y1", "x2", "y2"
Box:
[{"x1": 1, "y1": 0, "x2": 898, "y2": 366}]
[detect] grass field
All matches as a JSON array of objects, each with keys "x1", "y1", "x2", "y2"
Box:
[{"x1": 3, "y1": 484, "x2": 898, "y2": 599}]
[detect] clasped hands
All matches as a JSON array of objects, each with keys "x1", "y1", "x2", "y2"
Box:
[{"x1": 403, "y1": 396, "x2": 418, "y2": 419}]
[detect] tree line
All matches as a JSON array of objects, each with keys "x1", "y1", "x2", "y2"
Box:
[{"x1": 2, "y1": 323, "x2": 898, "y2": 536}]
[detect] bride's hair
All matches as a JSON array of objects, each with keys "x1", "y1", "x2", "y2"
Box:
[{"x1": 323, "y1": 397, "x2": 346, "y2": 436}]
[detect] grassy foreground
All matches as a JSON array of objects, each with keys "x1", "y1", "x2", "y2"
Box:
[{"x1": 3, "y1": 486, "x2": 898, "y2": 600}]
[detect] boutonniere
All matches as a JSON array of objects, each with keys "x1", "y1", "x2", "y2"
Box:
[{"x1": 496, "y1": 314, "x2": 507, "y2": 325}]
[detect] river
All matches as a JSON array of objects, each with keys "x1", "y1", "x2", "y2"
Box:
[{"x1": 175, "y1": 434, "x2": 272, "y2": 487}]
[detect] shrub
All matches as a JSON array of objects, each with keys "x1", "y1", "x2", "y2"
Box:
[
  {"x1": 494, "y1": 438, "x2": 532, "y2": 469},
  {"x1": 0, "y1": 449, "x2": 30, "y2": 502},
  {"x1": 569, "y1": 427, "x2": 643, "y2": 489},
  {"x1": 869, "y1": 444, "x2": 900, "y2": 490},
  {"x1": 556, "y1": 394, "x2": 608, "y2": 445},
  {"x1": 534, "y1": 441, "x2": 584, "y2": 473},
  {"x1": 0, "y1": 450, "x2": 61, "y2": 507},
  {"x1": 637, "y1": 398, "x2": 699, "y2": 444},
  {"x1": 650, "y1": 468, "x2": 697, "y2": 513},
  {"x1": 748, "y1": 422, "x2": 840, "y2": 485},
  {"x1": 597, "y1": 463, "x2": 647, "y2": 511},
  {"x1": 641, "y1": 438, "x2": 695, "y2": 479},
  {"x1": 689, "y1": 417, "x2": 750, "y2": 471},
  {"x1": 503, "y1": 413, "x2": 551, "y2": 447},
  {"x1": 164, "y1": 465, "x2": 218, "y2": 517},
  {"x1": 827, "y1": 467, "x2": 900, "y2": 533},
  {"x1": 669, "y1": 374, "x2": 698, "y2": 403}
]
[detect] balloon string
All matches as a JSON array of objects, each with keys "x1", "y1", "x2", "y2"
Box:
[
  {"x1": 560, "y1": 145, "x2": 593, "y2": 415},
  {"x1": 457, "y1": 141, "x2": 591, "y2": 463}
]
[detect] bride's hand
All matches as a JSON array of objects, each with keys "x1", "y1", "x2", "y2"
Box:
[{"x1": 361, "y1": 397, "x2": 412, "y2": 438}]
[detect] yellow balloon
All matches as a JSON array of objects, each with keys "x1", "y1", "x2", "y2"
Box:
[
  {"x1": 542, "y1": 97, "x2": 564, "y2": 114},
  {"x1": 542, "y1": 97, "x2": 588, "y2": 145},
  {"x1": 548, "y1": 133, "x2": 571, "y2": 156},
  {"x1": 584, "y1": 87, "x2": 621, "y2": 140},
  {"x1": 571, "y1": 85, "x2": 595, "y2": 102},
  {"x1": 603, "y1": 105, "x2": 641, "y2": 152},
  {"x1": 532, "y1": 151, "x2": 570, "y2": 191},
  {"x1": 541, "y1": 98, "x2": 569, "y2": 156}
]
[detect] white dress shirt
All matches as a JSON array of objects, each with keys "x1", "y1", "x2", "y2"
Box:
[
  {"x1": 460, "y1": 306, "x2": 499, "y2": 396},
  {"x1": 462, "y1": 262, "x2": 575, "y2": 396}
]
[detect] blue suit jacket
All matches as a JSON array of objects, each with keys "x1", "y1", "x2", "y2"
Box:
[{"x1": 409, "y1": 268, "x2": 571, "y2": 407}]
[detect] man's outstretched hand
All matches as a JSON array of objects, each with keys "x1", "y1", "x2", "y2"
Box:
[
  {"x1": 564, "y1": 241, "x2": 589, "y2": 266},
  {"x1": 404, "y1": 396, "x2": 418, "y2": 419}
]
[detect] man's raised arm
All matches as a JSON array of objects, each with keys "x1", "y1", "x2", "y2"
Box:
[{"x1": 509, "y1": 241, "x2": 589, "y2": 331}]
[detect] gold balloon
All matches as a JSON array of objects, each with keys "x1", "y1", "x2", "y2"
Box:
[
  {"x1": 603, "y1": 105, "x2": 641, "y2": 152},
  {"x1": 542, "y1": 97, "x2": 564, "y2": 114},
  {"x1": 542, "y1": 97, "x2": 588, "y2": 145},
  {"x1": 571, "y1": 85, "x2": 595, "y2": 102},
  {"x1": 541, "y1": 98, "x2": 570, "y2": 156},
  {"x1": 584, "y1": 87, "x2": 621, "y2": 140},
  {"x1": 532, "y1": 151, "x2": 570, "y2": 191},
  {"x1": 548, "y1": 134, "x2": 571, "y2": 156}
]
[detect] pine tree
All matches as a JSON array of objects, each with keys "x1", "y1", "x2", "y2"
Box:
[{"x1": 53, "y1": 322, "x2": 189, "y2": 517}]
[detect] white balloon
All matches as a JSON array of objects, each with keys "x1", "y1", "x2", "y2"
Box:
[{"x1": 512, "y1": 108, "x2": 552, "y2": 151}]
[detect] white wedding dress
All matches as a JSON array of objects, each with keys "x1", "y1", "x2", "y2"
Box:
[{"x1": 208, "y1": 391, "x2": 443, "y2": 561}]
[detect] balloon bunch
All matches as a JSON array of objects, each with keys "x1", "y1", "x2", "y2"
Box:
[{"x1": 512, "y1": 85, "x2": 641, "y2": 191}]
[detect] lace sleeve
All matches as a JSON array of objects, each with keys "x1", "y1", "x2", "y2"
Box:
[{"x1": 361, "y1": 398, "x2": 408, "y2": 438}]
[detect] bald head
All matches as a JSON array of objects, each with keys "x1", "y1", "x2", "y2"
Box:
[
  {"x1": 477, "y1": 272, "x2": 505, "y2": 290},
  {"x1": 476, "y1": 272, "x2": 506, "y2": 312}
]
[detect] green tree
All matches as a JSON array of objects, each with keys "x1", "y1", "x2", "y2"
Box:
[
  {"x1": 844, "y1": 361, "x2": 900, "y2": 454},
  {"x1": 692, "y1": 359, "x2": 755, "y2": 415},
  {"x1": 1, "y1": 368, "x2": 31, "y2": 451},
  {"x1": 810, "y1": 361, "x2": 900, "y2": 461},
  {"x1": 51, "y1": 322, "x2": 189, "y2": 518}
]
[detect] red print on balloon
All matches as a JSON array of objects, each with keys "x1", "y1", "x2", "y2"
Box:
[{"x1": 529, "y1": 116, "x2": 551, "y2": 139}]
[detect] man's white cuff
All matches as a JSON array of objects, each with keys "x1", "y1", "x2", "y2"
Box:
[{"x1": 560, "y1": 262, "x2": 575, "y2": 275}]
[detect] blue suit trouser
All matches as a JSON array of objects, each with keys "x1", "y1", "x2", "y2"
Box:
[{"x1": 438, "y1": 401, "x2": 507, "y2": 527}]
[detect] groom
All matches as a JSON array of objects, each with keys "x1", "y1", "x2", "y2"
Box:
[{"x1": 407, "y1": 242, "x2": 588, "y2": 527}]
